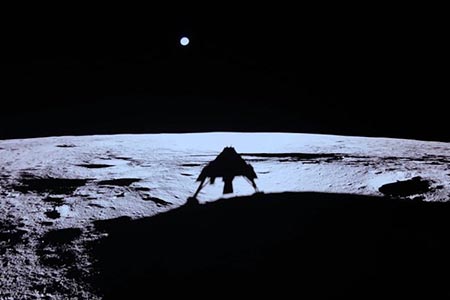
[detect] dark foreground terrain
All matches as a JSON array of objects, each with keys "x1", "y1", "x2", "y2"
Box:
[{"x1": 87, "y1": 192, "x2": 450, "y2": 299}]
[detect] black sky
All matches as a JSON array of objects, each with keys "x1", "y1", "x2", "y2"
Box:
[{"x1": 1, "y1": 7, "x2": 446, "y2": 141}]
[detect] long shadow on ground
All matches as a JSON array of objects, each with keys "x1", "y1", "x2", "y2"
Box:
[{"x1": 88, "y1": 192, "x2": 450, "y2": 299}]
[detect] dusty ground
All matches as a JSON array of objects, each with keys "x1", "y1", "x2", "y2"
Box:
[{"x1": 0, "y1": 133, "x2": 449, "y2": 299}]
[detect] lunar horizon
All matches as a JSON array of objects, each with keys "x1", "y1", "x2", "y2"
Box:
[{"x1": 1, "y1": 132, "x2": 449, "y2": 298}]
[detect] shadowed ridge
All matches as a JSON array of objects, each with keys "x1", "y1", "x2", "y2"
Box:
[{"x1": 89, "y1": 192, "x2": 450, "y2": 299}]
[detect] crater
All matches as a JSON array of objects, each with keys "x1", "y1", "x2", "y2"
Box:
[
  {"x1": 41, "y1": 228, "x2": 82, "y2": 245},
  {"x1": 97, "y1": 178, "x2": 141, "y2": 187},
  {"x1": 13, "y1": 177, "x2": 90, "y2": 194},
  {"x1": 379, "y1": 176, "x2": 431, "y2": 197},
  {"x1": 37, "y1": 228, "x2": 82, "y2": 268},
  {"x1": 45, "y1": 210, "x2": 61, "y2": 219},
  {"x1": 77, "y1": 164, "x2": 114, "y2": 169},
  {"x1": 181, "y1": 163, "x2": 202, "y2": 167},
  {"x1": 141, "y1": 195, "x2": 172, "y2": 206},
  {"x1": 107, "y1": 155, "x2": 140, "y2": 164},
  {"x1": 0, "y1": 220, "x2": 27, "y2": 254},
  {"x1": 135, "y1": 187, "x2": 152, "y2": 192}
]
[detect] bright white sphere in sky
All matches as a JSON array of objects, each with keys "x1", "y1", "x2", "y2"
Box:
[{"x1": 180, "y1": 37, "x2": 190, "y2": 46}]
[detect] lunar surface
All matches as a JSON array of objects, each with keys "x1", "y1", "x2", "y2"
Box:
[{"x1": 1, "y1": 132, "x2": 449, "y2": 299}]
